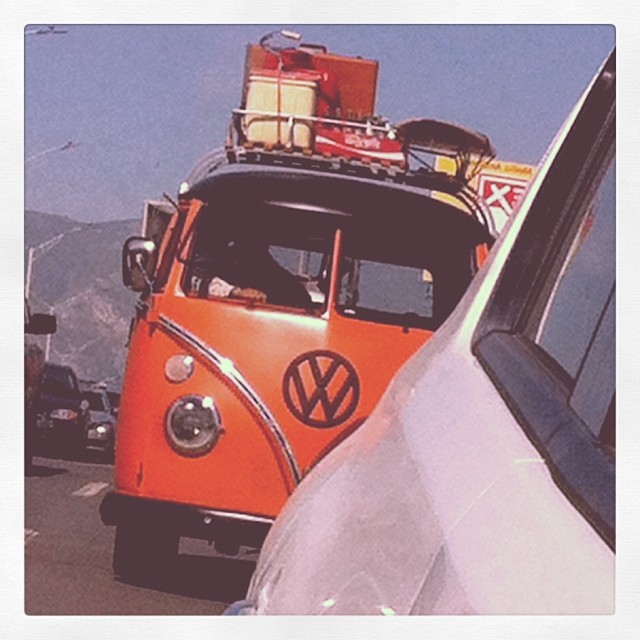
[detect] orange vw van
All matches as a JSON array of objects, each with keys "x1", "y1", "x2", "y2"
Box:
[{"x1": 100, "y1": 36, "x2": 498, "y2": 581}]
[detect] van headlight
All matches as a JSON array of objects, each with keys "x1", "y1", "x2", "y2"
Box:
[{"x1": 165, "y1": 395, "x2": 222, "y2": 456}]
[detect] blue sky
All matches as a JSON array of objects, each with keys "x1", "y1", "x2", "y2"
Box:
[{"x1": 24, "y1": 24, "x2": 614, "y2": 222}]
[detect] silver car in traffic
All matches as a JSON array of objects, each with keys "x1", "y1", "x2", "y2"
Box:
[{"x1": 227, "y1": 50, "x2": 615, "y2": 615}]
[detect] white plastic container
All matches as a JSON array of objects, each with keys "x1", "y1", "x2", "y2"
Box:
[{"x1": 244, "y1": 72, "x2": 318, "y2": 149}]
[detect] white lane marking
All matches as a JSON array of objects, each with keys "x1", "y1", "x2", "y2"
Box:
[
  {"x1": 25, "y1": 528, "x2": 39, "y2": 544},
  {"x1": 71, "y1": 482, "x2": 109, "y2": 498}
]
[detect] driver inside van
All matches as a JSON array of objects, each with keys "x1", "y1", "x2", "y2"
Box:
[{"x1": 190, "y1": 237, "x2": 313, "y2": 309}]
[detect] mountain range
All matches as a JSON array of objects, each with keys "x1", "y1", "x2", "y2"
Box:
[{"x1": 25, "y1": 210, "x2": 141, "y2": 389}]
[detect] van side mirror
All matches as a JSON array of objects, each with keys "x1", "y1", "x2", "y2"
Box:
[
  {"x1": 25, "y1": 313, "x2": 57, "y2": 335},
  {"x1": 123, "y1": 236, "x2": 157, "y2": 291}
]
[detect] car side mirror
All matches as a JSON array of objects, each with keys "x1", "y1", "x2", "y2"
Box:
[
  {"x1": 25, "y1": 313, "x2": 57, "y2": 335},
  {"x1": 123, "y1": 236, "x2": 157, "y2": 291}
]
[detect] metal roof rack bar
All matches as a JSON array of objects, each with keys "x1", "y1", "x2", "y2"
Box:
[{"x1": 180, "y1": 144, "x2": 495, "y2": 237}]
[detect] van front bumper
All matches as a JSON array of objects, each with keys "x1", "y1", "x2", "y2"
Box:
[{"x1": 99, "y1": 491, "x2": 273, "y2": 548}]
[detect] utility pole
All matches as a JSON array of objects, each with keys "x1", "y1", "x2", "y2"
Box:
[{"x1": 25, "y1": 228, "x2": 81, "y2": 299}]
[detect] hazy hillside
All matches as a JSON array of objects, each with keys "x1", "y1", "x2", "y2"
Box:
[{"x1": 25, "y1": 210, "x2": 141, "y2": 388}]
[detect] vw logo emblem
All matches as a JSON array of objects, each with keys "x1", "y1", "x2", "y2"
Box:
[{"x1": 282, "y1": 350, "x2": 360, "y2": 429}]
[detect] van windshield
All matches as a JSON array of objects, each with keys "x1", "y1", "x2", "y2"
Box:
[
  {"x1": 181, "y1": 169, "x2": 490, "y2": 328},
  {"x1": 336, "y1": 225, "x2": 473, "y2": 329},
  {"x1": 337, "y1": 258, "x2": 435, "y2": 325},
  {"x1": 184, "y1": 202, "x2": 334, "y2": 311}
]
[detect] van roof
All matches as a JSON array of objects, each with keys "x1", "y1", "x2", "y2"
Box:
[
  {"x1": 180, "y1": 147, "x2": 495, "y2": 236},
  {"x1": 183, "y1": 163, "x2": 493, "y2": 250}
]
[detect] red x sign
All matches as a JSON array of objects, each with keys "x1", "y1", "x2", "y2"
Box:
[{"x1": 478, "y1": 173, "x2": 530, "y2": 232}]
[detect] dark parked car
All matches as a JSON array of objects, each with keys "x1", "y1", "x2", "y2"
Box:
[
  {"x1": 24, "y1": 299, "x2": 56, "y2": 470},
  {"x1": 34, "y1": 363, "x2": 89, "y2": 456},
  {"x1": 82, "y1": 386, "x2": 117, "y2": 459}
]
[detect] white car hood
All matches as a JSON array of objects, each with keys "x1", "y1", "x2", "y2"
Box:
[
  {"x1": 244, "y1": 332, "x2": 613, "y2": 614},
  {"x1": 242, "y1": 249, "x2": 614, "y2": 613},
  {"x1": 240, "y1": 87, "x2": 616, "y2": 613}
]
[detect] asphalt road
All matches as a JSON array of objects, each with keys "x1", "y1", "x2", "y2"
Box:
[{"x1": 24, "y1": 453, "x2": 258, "y2": 616}]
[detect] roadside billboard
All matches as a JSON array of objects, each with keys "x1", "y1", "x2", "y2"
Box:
[{"x1": 435, "y1": 157, "x2": 535, "y2": 234}]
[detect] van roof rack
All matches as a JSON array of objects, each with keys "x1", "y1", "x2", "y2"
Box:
[
  {"x1": 178, "y1": 112, "x2": 498, "y2": 237},
  {"x1": 180, "y1": 145, "x2": 496, "y2": 239}
]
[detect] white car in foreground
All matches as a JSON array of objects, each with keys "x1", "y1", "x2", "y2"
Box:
[{"x1": 227, "y1": 50, "x2": 615, "y2": 615}]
